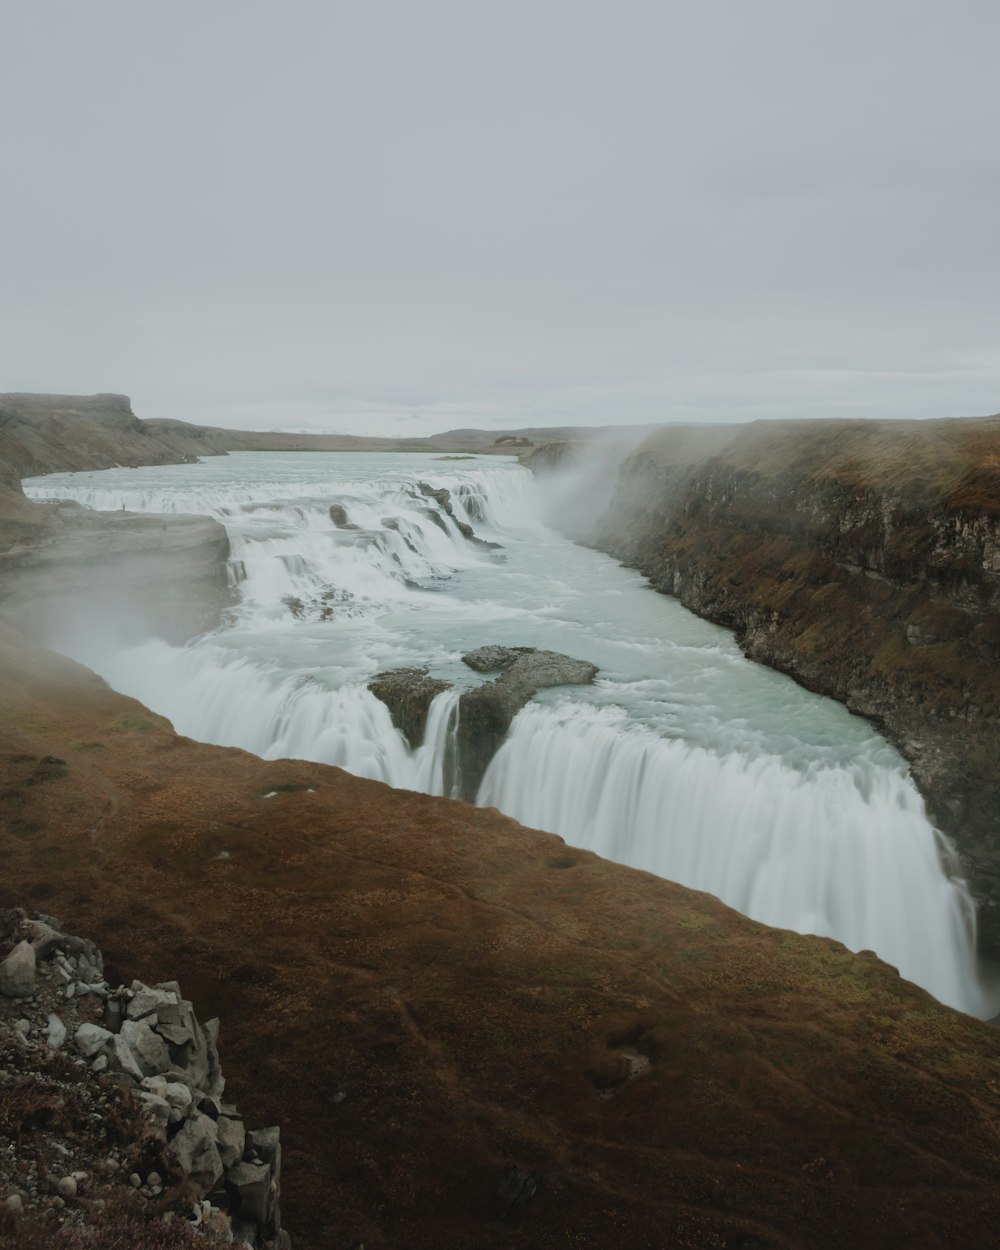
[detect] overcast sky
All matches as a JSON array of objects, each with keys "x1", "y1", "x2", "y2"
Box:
[{"x1": 2, "y1": 2, "x2": 999, "y2": 435}]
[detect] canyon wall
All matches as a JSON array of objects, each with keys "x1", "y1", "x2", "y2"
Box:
[
  {"x1": 572, "y1": 417, "x2": 1000, "y2": 954},
  {"x1": 0, "y1": 395, "x2": 235, "y2": 644}
]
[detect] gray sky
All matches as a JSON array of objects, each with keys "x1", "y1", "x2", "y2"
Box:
[{"x1": 2, "y1": 1, "x2": 999, "y2": 436}]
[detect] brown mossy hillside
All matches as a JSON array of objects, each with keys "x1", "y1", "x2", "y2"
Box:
[
  {"x1": 1, "y1": 626, "x2": 999, "y2": 1250},
  {"x1": 594, "y1": 416, "x2": 1000, "y2": 956}
]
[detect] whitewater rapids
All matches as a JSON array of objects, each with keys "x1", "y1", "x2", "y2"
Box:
[{"x1": 24, "y1": 451, "x2": 995, "y2": 1016}]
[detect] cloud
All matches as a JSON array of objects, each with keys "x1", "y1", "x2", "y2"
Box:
[{"x1": 2, "y1": 1, "x2": 999, "y2": 432}]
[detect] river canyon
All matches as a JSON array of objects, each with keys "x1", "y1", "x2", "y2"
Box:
[{"x1": 22, "y1": 449, "x2": 996, "y2": 1019}]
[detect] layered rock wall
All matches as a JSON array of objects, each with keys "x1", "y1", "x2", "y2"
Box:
[{"x1": 576, "y1": 417, "x2": 1000, "y2": 954}]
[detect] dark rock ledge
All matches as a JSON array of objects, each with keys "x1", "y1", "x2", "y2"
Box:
[
  {"x1": 369, "y1": 646, "x2": 598, "y2": 801},
  {"x1": 0, "y1": 906, "x2": 288, "y2": 1249}
]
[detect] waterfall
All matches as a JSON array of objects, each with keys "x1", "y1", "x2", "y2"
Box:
[
  {"x1": 25, "y1": 451, "x2": 996, "y2": 1018},
  {"x1": 478, "y1": 701, "x2": 984, "y2": 1015}
]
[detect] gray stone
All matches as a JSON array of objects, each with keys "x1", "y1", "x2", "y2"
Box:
[
  {"x1": 74, "y1": 1023, "x2": 112, "y2": 1058},
  {"x1": 170, "y1": 1112, "x2": 223, "y2": 1198},
  {"x1": 120, "y1": 1019, "x2": 171, "y2": 1076},
  {"x1": 4, "y1": 1193, "x2": 23, "y2": 1217},
  {"x1": 24, "y1": 920, "x2": 65, "y2": 960},
  {"x1": 127, "y1": 985, "x2": 179, "y2": 1021},
  {"x1": 152, "y1": 996, "x2": 196, "y2": 1045},
  {"x1": 56, "y1": 1176, "x2": 77, "y2": 1198},
  {"x1": 247, "y1": 1126, "x2": 280, "y2": 1165},
  {"x1": 109, "y1": 1034, "x2": 144, "y2": 1081},
  {"x1": 46, "y1": 1013, "x2": 67, "y2": 1049},
  {"x1": 163, "y1": 1080, "x2": 194, "y2": 1123},
  {"x1": 0, "y1": 941, "x2": 36, "y2": 998},
  {"x1": 217, "y1": 1113, "x2": 246, "y2": 1169},
  {"x1": 226, "y1": 1159, "x2": 273, "y2": 1225}
]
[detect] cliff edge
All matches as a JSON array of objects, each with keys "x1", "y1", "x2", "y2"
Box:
[{"x1": 583, "y1": 417, "x2": 1000, "y2": 955}]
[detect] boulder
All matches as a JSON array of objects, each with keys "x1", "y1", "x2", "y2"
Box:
[
  {"x1": 0, "y1": 940, "x2": 36, "y2": 998},
  {"x1": 328, "y1": 503, "x2": 359, "y2": 529},
  {"x1": 74, "y1": 1023, "x2": 112, "y2": 1058},
  {"x1": 23, "y1": 919, "x2": 65, "y2": 959},
  {"x1": 120, "y1": 1019, "x2": 171, "y2": 1076},
  {"x1": 163, "y1": 1081, "x2": 194, "y2": 1124},
  {"x1": 152, "y1": 994, "x2": 197, "y2": 1046},
  {"x1": 46, "y1": 1013, "x2": 67, "y2": 1049},
  {"x1": 227, "y1": 1159, "x2": 274, "y2": 1226},
  {"x1": 109, "y1": 1033, "x2": 144, "y2": 1081},
  {"x1": 169, "y1": 1111, "x2": 224, "y2": 1197},
  {"x1": 217, "y1": 1112, "x2": 246, "y2": 1168},
  {"x1": 367, "y1": 668, "x2": 450, "y2": 748},
  {"x1": 127, "y1": 984, "x2": 179, "y2": 1020}
]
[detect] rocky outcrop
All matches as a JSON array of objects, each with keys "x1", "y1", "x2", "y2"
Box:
[
  {"x1": 455, "y1": 647, "x2": 598, "y2": 799},
  {"x1": 580, "y1": 417, "x2": 1000, "y2": 955},
  {"x1": 367, "y1": 668, "x2": 450, "y2": 748},
  {"x1": 0, "y1": 907, "x2": 287, "y2": 1248},
  {"x1": 415, "y1": 481, "x2": 501, "y2": 549},
  {"x1": 0, "y1": 395, "x2": 236, "y2": 644},
  {"x1": 0, "y1": 394, "x2": 234, "y2": 486},
  {"x1": 0, "y1": 503, "x2": 235, "y2": 646},
  {"x1": 370, "y1": 646, "x2": 598, "y2": 800}
]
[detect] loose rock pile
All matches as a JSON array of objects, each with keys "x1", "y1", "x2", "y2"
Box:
[{"x1": 0, "y1": 908, "x2": 288, "y2": 1248}]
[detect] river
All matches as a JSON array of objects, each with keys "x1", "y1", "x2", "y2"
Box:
[{"x1": 25, "y1": 451, "x2": 996, "y2": 1017}]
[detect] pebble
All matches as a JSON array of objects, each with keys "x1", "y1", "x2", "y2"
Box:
[
  {"x1": 57, "y1": 1175, "x2": 77, "y2": 1198},
  {"x1": 129, "y1": 1173, "x2": 142, "y2": 1188},
  {"x1": 3, "y1": 1193, "x2": 23, "y2": 1216}
]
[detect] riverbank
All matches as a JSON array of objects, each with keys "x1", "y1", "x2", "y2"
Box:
[{"x1": 530, "y1": 417, "x2": 1000, "y2": 958}]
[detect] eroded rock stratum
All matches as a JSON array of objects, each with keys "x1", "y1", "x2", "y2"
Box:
[{"x1": 562, "y1": 417, "x2": 1000, "y2": 954}]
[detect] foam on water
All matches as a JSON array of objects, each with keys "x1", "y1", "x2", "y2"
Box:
[{"x1": 25, "y1": 452, "x2": 996, "y2": 1016}]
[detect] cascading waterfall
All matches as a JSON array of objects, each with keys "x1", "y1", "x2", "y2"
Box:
[
  {"x1": 478, "y1": 701, "x2": 980, "y2": 1011},
  {"x1": 24, "y1": 451, "x2": 995, "y2": 1017}
]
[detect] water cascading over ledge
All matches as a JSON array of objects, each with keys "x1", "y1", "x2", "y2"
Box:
[{"x1": 22, "y1": 452, "x2": 995, "y2": 1017}]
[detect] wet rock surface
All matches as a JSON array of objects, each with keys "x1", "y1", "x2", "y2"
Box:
[
  {"x1": 455, "y1": 647, "x2": 599, "y2": 800},
  {"x1": 416, "y1": 481, "x2": 502, "y2": 549},
  {"x1": 0, "y1": 908, "x2": 288, "y2": 1249},
  {"x1": 367, "y1": 668, "x2": 450, "y2": 748},
  {"x1": 369, "y1": 646, "x2": 599, "y2": 799}
]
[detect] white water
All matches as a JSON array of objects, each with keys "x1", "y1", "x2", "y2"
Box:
[{"x1": 25, "y1": 452, "x2": 996, "y2": 1017}]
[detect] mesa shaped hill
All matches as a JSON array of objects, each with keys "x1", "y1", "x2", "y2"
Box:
[{"x1": 1, "y1": 625, "x2": 998, "y2": 1250}]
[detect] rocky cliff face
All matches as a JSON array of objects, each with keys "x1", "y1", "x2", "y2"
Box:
[
  {"x1": 580, "y1": 417, "x2": 1000, "y2": 955},
  {"x1": 0, "y1": 395, "x2": 236, "y2": 642},
  {"x1": 0, "y1": 394, "x2": 233, "y2": 484}
]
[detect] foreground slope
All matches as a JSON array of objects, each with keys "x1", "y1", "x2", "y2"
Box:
[{"x1": 1, "y1": 626, "x2": 999, "y2": 1250}]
